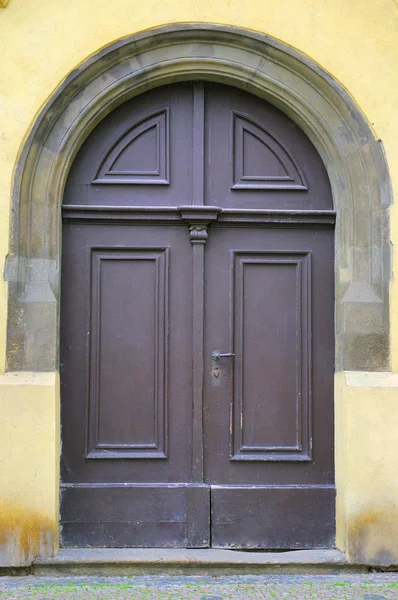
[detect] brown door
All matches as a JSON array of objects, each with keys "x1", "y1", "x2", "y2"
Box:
[{"x1": 60, "y1": 82, "x2": 335, "y2": 548}]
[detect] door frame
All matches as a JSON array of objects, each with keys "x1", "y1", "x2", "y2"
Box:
[{"x1": 5, "y1": 23, "x2": 392, "y2": 551}]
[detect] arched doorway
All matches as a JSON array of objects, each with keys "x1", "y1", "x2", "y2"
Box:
[
  {"x1": 6, "y1": 24, "x2": 391, "y2": 557},
  {"x1": 60, "y1": 81, "x2": 335, "y2": 548}
]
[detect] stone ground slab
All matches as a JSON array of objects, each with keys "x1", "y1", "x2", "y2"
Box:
[
  {"x1": 32, "y1": 548, "x2": 359, "y2": 576},
  {"x1": 0, "y1": 574, "x2": 398, "y2": 599}
]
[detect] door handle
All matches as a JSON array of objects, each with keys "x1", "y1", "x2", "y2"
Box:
[{"x1": 212, "y1": 350, "x2": 235, "y2": 360}]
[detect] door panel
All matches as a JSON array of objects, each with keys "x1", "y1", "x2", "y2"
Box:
[
  {"x1": 64, "y1": 83, "x2": 194, "y2": 206},
  {"x1": 211, "y1": 486, "x2": 335, "y2": 549},
  {"x1": 204, "y1": 225, "x2": 335, "y2": 548},
  {"x1": 61, "y1": 485, "x2": 188, "y2": 547},
  {"x1": 205, "y1": 83, "x2": 332, "y2": 209},
  {"x1": 231, "y1": 250, "x2": 311, "y2": 462},
  {"x1": 88, "y1": 247, "x2": 168, "y2": 459},
  {"x1": 60, "y1": 223, "x2": 204, "y2": 546}
]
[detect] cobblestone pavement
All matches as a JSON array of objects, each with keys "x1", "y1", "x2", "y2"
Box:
[{"x1": 0, "y1": 574, "x2": 398, "y2": 599}]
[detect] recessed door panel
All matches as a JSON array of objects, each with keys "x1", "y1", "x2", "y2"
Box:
[
  {"x1": 87, "y1": 248, "x2": 168, "y2": 459},
  {"x1": 231, "y1": 251, "x2": 311, "y2": 462},
  {"x1": 232, "y1": 113, "x2": 307, "y2": 190},
  {"x1": 93, "y1": 110, "x2": 169, "y2": 185}
]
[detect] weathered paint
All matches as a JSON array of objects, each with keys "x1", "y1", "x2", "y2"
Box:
[
  {"x1": 0, "y1": 0, "x2": 397, "y2": 566},
  {"x1": 0, "y1": 373, "x2": 59, "y2": 566},
  {"x1": 0, "y1": 502, "x2": 56, "y2": 567},
  {"x1": 335, "y1": 372, "x2": 398, "y2": 565}
]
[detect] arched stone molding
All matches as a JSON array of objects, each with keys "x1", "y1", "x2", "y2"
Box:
[{"x1": 5, "y1": 24, "x2": 391, "y2": 372}]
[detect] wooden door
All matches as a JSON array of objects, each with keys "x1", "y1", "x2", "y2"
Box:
[
  {"x1": 204, "y1": 226, "x2": 334, "y2": 548},
  {"x1": 61, "y1": 82, "x2": 335, "y2": 548},
  {"x1": 203, "y1": 85, "x2": 335, "y2": 548},
  {"x1": 61, "y1": 83, "x2": 209, "y2": 547}
]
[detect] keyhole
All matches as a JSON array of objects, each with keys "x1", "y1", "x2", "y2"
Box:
[{"x1": 212, "y1": 366, "x2": 220, "y2": 378}]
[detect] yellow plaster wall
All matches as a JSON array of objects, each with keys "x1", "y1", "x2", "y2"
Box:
[
  {"x1": 0, "y1": 0, "x2": 398, "y2": 566},
  {"x1": 336, "y1": 372, "x2": 398, "y2": 565},
  {"x1": 0, "y1": 373, "x2": 59, "y2": 566}
]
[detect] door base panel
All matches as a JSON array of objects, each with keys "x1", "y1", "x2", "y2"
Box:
[
  {"x1": 61, "y1": 484, "x2": 210, "y2": 548},
  {"x1": 211, "y1": 486, "x2": 336, "y2": 549},
  {"x1": 61, "y1": 522, "x2": 188, "y2": 548},
  {"x1": 61, "y1": 484, "x2": 335, "y2": 549}
]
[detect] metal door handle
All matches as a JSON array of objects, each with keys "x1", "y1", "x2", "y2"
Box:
[{"x1": 212, "y1": 350, "x2": 235, "y2": 360}]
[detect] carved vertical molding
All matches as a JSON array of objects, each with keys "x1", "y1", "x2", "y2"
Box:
[
  {"x1": 178, "y1": 206, "x2": 221, "y2": 488},
  {"x1": 191, "y1": 236, "x2": 205, "y2": 483}
]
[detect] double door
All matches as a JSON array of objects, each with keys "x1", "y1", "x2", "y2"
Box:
[{"x1": 60, "y1": 81, "x2": 335, "y2": 548}]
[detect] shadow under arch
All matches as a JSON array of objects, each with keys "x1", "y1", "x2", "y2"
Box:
[{"x1": 6, "y1": 23, "x2": 391, "y2": 372}]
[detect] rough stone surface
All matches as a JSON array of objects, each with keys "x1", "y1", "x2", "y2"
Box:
[
  {"x1": 31, "y1": 549, "x2": 357, "y2": 576},
  {"x1": 0, "y1": 574, "x2": 398, "y2": 599},
  {"x1": 34, "y1": 548, "x2": 349, "y2": 566}
]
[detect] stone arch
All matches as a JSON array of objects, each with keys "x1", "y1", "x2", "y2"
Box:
[{"x1": 5, "y1": 23, "x2": 391, "y2": 372}]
